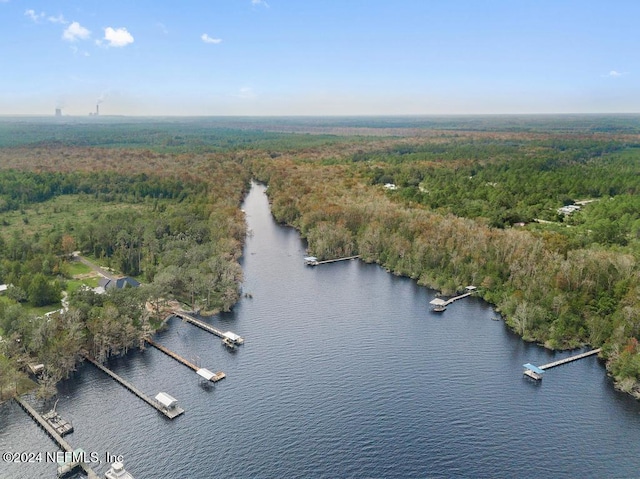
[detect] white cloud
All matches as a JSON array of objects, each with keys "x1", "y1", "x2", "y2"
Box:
[
  {"x1": 607, "y1": 70, "x2": 624, "y2": 78},
  {"x1": 251, "y1": 0, "x2": 269, "y2": 6},
  {"x1": 25, "y1": 9, "x2": 45, "y2": 22},
  {"x1": 201, "y1": 33, "x2": 222, "y2": 44},
  {"x1": 103, "y1": 27, "x2": 134, "y2": 47},
  {"x1": 63, "y1": 21, "x2": 91, "y2": 41},
  {"x1": 48, "y1": 14, "x2": 67, "y2": 24}
]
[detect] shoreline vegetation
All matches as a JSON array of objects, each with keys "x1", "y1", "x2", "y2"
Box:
[
  {"x1": 0, "y1": 142, "x2": 250, "y2": 401},
  {"x1": 0, "y1": 116, "x2": 639, "y2": 401}
]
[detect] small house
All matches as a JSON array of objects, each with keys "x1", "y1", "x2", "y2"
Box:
[
  {"x1": 0, "y1": 284, "x2": 8, "y2": 294},
  {"x1": 98, "y1": 277, "x2": 140, "y2": 291},
  {"x1": 557, "y1": 205, "x2": 581, "y2": 215}
]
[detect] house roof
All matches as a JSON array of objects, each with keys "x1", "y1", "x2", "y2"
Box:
[
  {"x1": 430, "y1": 298, "x2": 447, "y2": 306},
  {"x1": 98, "y1": 277, "x2": 140, "y2": 290}
]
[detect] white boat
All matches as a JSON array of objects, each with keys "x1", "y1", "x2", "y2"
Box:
[{"x1": 105, "y1": 461, "x2": 135, "y2": 479}]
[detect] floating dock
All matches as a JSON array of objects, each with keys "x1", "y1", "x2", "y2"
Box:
[
  {"x1": 175, "y1": 311, "x2": 244, "y2": 346},
  {"x1": 523, "y1": 348, "x2": 602, "y2": 380},
  {"x1": 82, "y1": 355, "x2": 184, "y2": 419},
  {"x1": 304, "y1": 255, "x2": 360, "y2": 266},
  {"x1": 146, "y1": 339, "x2": 225, "y2": 382},
  {"x1": 13, "y1": 396, "x2": 100, "y2": 479}
]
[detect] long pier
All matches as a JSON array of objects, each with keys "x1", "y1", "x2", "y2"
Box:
[
  {"x1": 306, "y1": 255, "x2": 360, "y2": 266},
  {"x1": 175, "y1": 312, "x2": 225, "y2": 338},
  {"x1": 175, "y1": 311, "x2": 244, "y2": 345},
  {"x1": 146, "y1": 339, "x2": 225, "y2": 382},
  {"x1": 13, "y1": 396, "x2": 100, "y2": 479},
  {"x1": 443, "y1": 292, "x2": 471, "y2": 306},
  {"x1": 523, "y1": 348, "x2": 602, "y2": 380},
  {"x1": 83, "y1": 354, "x2": 184, "y2": 419},
  {"x1": 539, "y1": 348, "x2": 602, "y2": 370}
]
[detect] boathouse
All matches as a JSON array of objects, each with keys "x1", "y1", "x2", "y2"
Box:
[
  {"x1": 304, "y1": 256, "x2": 318, "y2": 266},
  {"x1": 155, "y1": 392, "x2": 178, "y2": 410},
  {"x1": 429, "y1": 298, "x2": 447, "y2": 312},
  {"x1": 223, "y1": 331, "x2": 244, "y2": 345},
  {"x1": 196, "y1": 368, "x2": 217, "y2": 381},
  {"x1": 523, "y1": 363, "x2": 545, "y2": 380}
]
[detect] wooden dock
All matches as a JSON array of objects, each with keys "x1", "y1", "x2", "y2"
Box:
[
  {"x1": 82, "y1": 354, "x2": 184, "y2": 419},
  {"x1": 430, "y1": 289, "x2": 474, "y2": 312},
  {"x1": 523, "y1": 348, "x2": 602, "y2": 380},
  {"x1": 13, "y1": 396, "x2": 100, "y2": 479},
  {"x1": 306, "y1": 255, "x2": 360, "y2": 266},
  {"x1": 175, "y1": 311, "x2": 244, "y2": 345},
  {"x1": 175, "y1": 311, "x2": 225, "y2": 338},
  {"x1": 539, "y1": 348, "x2": 602, "y2": 370},
  {"x1": 146, "y1": 339, "x2": 225, "y2": 382},
  {"x1": 443, "y1": 292, "x2": 471, "y2": 306}
]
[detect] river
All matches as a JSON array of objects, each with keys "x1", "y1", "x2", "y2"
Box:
[{"x1": 1, "y1": 182, "x2": 639, "y2": 478}]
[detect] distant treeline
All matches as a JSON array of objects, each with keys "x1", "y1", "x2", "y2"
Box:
[{"x1": 0, "y1": 170, "x2": 203, "y2": 212}]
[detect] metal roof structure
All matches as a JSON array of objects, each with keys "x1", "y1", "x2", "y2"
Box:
[
  {"x1": 223, "y1": 331, "x2": 242, "y2": 342},
  {"x1": 523, "y1": 363, "x2": 545, "y2": 375},
  {"x1": 304, "y1": 256, "x2": 318, "y2": 262},
  {"x1": 429, "y1": 298, "x2": 447, "y2": 306},
  {"x1": 155, "y1": 392, "x2": 178, "y2": 409},
  {"x1": 196, "y1": 368, "x2": 215, "y2": 381}
]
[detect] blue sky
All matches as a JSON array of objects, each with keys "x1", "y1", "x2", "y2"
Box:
[{"x1": 0, "y1": 0, "x2": 638, "y2": 116}]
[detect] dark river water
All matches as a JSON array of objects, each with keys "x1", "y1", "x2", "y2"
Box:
[{"x1": 2, "y1": 182, "x2": 640, "y2": 479}]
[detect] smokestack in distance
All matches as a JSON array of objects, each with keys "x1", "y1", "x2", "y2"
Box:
[{"x1": 96, "y1": 104, "x2": 99, "y2": 116}]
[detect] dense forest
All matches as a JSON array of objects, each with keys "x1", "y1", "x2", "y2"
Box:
[
  {"x1": 0, "y1": 116, "x2": 639, "y2": 401},
  {"x1": 247, "y1": 124, "x2": 640, "y2": 399},
  {"x1": 0, "y1": 141, "x2": 250, "y2": 399}
]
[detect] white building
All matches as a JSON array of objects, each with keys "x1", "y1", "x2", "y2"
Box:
[{"x1": 557, "y1": 205, "x2": 581, "y2": 215}]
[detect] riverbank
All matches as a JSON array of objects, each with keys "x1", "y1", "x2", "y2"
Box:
[
  {"x1": 4, "y1": 179, "x2": 640, "y2": 479},
  {"x1": 249, "y1": 157, "x2": 640, "y2": 400}
]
